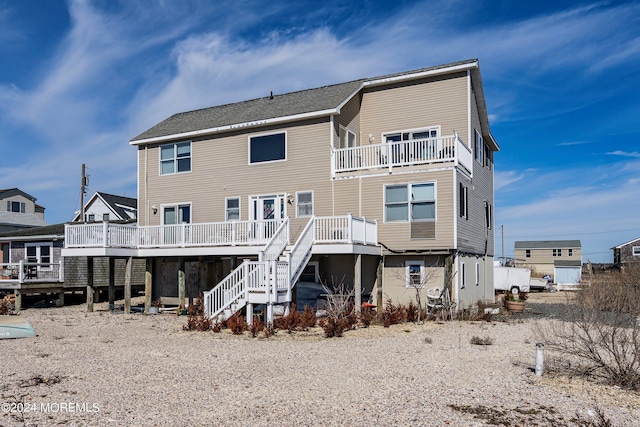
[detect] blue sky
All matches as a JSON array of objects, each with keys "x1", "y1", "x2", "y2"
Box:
[{"x1": 1, "y1": 0, "x2": 639, "y2": 262}]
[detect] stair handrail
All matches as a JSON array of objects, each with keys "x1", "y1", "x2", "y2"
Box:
[
  {"x1": 204, "y1": 261, "x2": 256, "y2": 319},
  {"x1": 287, "y1": 216, "x2": 316, "y2": 286},
  {"x1": 259, "y1": 217, "x2": 290, "y2": 262}
]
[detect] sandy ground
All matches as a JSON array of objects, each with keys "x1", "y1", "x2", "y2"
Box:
[{"x1": 1, "y1": 293, "x2": 639, "y2": 427}]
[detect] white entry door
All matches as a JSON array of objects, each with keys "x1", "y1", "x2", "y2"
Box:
[{"x1": 251, "y1": 195, "x2": 285, "y2": 241}]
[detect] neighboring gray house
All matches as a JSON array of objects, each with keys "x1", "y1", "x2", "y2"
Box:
[
  {"x1": 0, "y1": 188, "x2": 48, "y2": 234},
  {"x1": 612, "y1": 237, "x2": 640, "y2": 267},
  {"x1": 72, "y1": 192, "x2": 137, "y2": 222}
]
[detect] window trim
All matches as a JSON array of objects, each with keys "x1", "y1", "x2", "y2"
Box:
[
  {"x1": 159, "y1": 141, "x2": 192, "y2": 175},
  {"x1": 633, "y1": 246, "x2": 640, "y2": 256},
  {"x1": 475, "y1": 262, "x2": 480, "y2": 286},
  {"x1": 248, "y1": 131, "x2": 287, "y2": 165},
  {"x1": 384, "y1": 181, "x2": 437, "y2": 223},
  {"x1": 459, "y1": 183, "x2": 468, "y2": 219},
  {"x1": 484, "y1": 201, "x2": 492, "y2": 230},
  {"x1": 338, "y1": 125, "x2": 357, "y2": 149},
  {"x1": 525, "y1": 249, "x2": 531, "y2": 258},
  {"x1": 295, "y1": 191, "x2": 314, "y2": 218},
  {"x1": 474, "y1": 129, "x2": 484, "y2": 164},
  {"x1": 568, "y1": 249, "x2": 573, "y2": 257},
  {"x1": 161, "y1": 202, "x2": 192, "y2": 225},
  {"x1": 225, "y1": 197, "x2": 241, "y2": 222},
  {"x1": 405, "y1": 260, "x2": 425, "y2": 289},
  {"x1": 553, "y1": 249, "x2": 562, "y2": 257},
  {"x1": 103, "y1": 213, "x2": 109, "y2": 222},
  {"x1": 382, "y1": 126, "x2": 441, "y2": 144},
  {"x1": 7, "y1": 201, "x2": 25, "y2": 213},
  {"x1": 25, "y1": 242, "x2": 53, "y2": 267}
]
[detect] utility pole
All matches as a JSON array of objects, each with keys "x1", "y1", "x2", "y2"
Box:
[
  {"x1": 501, "y1": 224, "x2": 504, "y2": 265},
  {"x1": 80, "y1": 164, "x2": 88, "y2": 222}
]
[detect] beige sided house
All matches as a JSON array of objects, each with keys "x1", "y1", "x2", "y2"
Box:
[
  {"x1": 62, "y1": 59, "x2": 499, "y2": 321},
  {"x1": 514, "y1": 240, "x2": 582, "y2": 283}
]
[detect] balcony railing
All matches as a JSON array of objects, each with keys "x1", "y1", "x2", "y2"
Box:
[
  {"x1": 332, "y1": 133, "x2": 472, "y2": 175},
  {"x1": 64, "y1": 216, "x2": 378, "y2": 250},
  {"x1": 65, "y1": 220, "x2": 284, "y2": 249}
]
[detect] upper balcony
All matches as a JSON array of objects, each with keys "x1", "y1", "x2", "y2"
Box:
[
  {"x1": 62, "y1": 215, "x2": 379, "y2": 258},
  {"x1": 332, "y1": 133, "x2": 472, "y2": 177}
]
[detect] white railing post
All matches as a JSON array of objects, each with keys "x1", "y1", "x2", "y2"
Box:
[
  {"x1": 59, "y1": 259, "x2": 64, "y2": 282},
  {"x1": 181, "y1": 223, "x2": 186, "y2": 246},
  {"x1": 348, "y1": 214, "x2": 353, "y2": 242},
  {"x1": 362, "y1": 216, "x2": 367, "y2": 244},
  {"x1": 243, "y1": 261, "x2": 250, "y2": 300},
  {"x1": 271, "y1": 260, "x2": 278, "y2": 302},
  {"x1": 19, "y1": 259, "x2": 24, "y2": 283},
  {"x1": 232, "y1": 221, "x2": 237, "y2": 246},
  {"x1": 103, "y1": 222, "x2": 109, "y2": 247}
]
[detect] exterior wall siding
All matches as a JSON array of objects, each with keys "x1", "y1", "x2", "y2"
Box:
[
  {"x1": 359, "y1": 73, "x2": 469, "y2": 147},
  {"x1": 515, "y1": 247, "x2": 582, "y2": 276},
  {"x1": 456, "y1": 76, "x2": 495, "y2": 256},
  {"x1": 382, "y1": 254, "x2": 445, "y2": 306},
  {"x1": 63, "y1": 257, "x2": 146, "y2": 289},
  {"x1": 456, "y1": 253, "x2": 494, "y2": 307}
]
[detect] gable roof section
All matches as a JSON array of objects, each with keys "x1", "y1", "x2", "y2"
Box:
[
  {"x1": 130, "y1": 59, "x2": 496, "y2": 148},
  {"x1": 131, "y1": 80, "x2": 364, "y2": 144},
  {"x1": 515, "y1": 240, "x2": 582, "y2": 249},
  {"x1": 0, "y1": 188, "x2": 37, "y2": 202}
]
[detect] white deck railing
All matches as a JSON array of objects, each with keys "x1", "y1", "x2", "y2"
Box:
[
  {"x1": 333, "y1": 133, "x2": 472, "y2": 174},
  {"x1": 65, "y1": 219, "x2": 284, "y2": 249},
  {"x1": 314, "y1": 215, "x2": 377, "y2": 245},
  {"x1": 0, "y1": 260, "x2": 64, "y2": 285}
]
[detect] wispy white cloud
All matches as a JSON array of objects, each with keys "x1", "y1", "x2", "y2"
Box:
[{"x1": 606, "y1": 150, "x2": 640, "y2": 158}]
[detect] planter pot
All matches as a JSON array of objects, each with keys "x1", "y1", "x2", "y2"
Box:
[{"x1": 506, "y1": 301, "x2": 526, "y2": 313}]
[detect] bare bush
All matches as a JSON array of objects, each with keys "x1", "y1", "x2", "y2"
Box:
[
  {"x1": 225, "y1": 313, "x2": 247, "y2": 335},
  {"x1": 381, "y1": 299, "x2": 407, "y2": 327},
  {"x1": 536, "y1": 266, "x2": 640, "y2": 391},
  {"x1": 318, "y1": 280, "x2": 357, "y2": 338},
  {"x1": 470, "y1": 336, "x2": 494, "y2": 346},
  {"x1": 182, "y1": 294, "x2": 212, "y2": 331}
]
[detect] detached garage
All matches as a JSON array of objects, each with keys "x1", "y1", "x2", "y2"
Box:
[{"x1": 554, "y1": 260, "x2": 582, "y2": 290}]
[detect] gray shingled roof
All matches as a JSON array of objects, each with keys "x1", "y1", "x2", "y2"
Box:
[
  {"x1": 131, "y1": 59, "x2": 479, "y2": 142},
  {"x1": 515, "y1": 240, "x2": 582, "y2": 249},
  {"x1": 132, "y1": 80, "x2": 364, "y2": 142},
  {"x1": 98, "y1": 192, "x2": 137, "y2": 220},
  {"x1": 554, "y1": 260, "x2": 582, "y2": 267},
  {"x1": 0, "y1": 223, "x2": 65, "y2": 239}
]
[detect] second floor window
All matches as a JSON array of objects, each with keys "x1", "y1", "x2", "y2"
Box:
[
  {"x1": 525, "y1": 249, "x2": 531, "y2": 258},
  {"x1": 553, "y1": 249, "x2": 562, "y2": 257},
  {"x1": 459, "y1": 184, "x2": 468, "y2": 219},
  {"x1": 160, "y1": 142, "x2": 191, "y2": 175},
  {"x1": 7, "y1": 201, "x2": 25, "y2": 213},
  {"x1": 249, "y1": 132, "x2": 286, "y2": 164},
  {"x1": 385, "y1": 182, "x2": 435, "y2": 222}
]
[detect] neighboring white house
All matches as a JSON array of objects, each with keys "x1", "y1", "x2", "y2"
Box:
[{"x1": 72, "y1": 192, "x2": 137, "y2": 222}]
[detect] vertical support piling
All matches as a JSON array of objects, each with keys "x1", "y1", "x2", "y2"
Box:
[
  {"x1": 86, "y1": 256, "x2": 94, "y2": 312},
  {"x1": 124, "y1": 256, "x2": 132, "y2": 314},
  {"x1": 144, "y1": 258, "x2": 152, "y2": 314}
]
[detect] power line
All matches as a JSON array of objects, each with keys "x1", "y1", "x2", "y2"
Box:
[{"x1": 500, "y1": 227, "x2": 640, "y2": 239}]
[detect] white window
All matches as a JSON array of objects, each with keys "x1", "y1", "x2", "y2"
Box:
[
  {"x1": 475, "y1": 262, "x2": 480, "y2": 286},
  {"x1": 405, "y1": 261, "x2": 424, "y2": 288},
  {"x1": 525, "y1": 249, "x2": 531, "y2": 258},
  {"x1": 249, "y1": 132, "x2": 286, "y2": 164},
  {"x1": 7, "y1": 201, "x2": 25, "y2": 213},
  {"x1": 25, "y1": 243, "x2": 52, "y2": 265},
  {"x1": 568, "y1": 249, "x2": 573, "y2": 257},
  {"x1": 460, "y1": 262, "x2": 466, "y2": 289},
  {"x1": 163, "y1": 204, "x2": 191, "y2": 224},
  {"x1": 474, "y1": 130, "x2": 484, "y2": 164},
  {"x1": 553, "y1": 249, "x2": 562, "y2": 257},
  {"x1": 160, "y1": 141, "x2": 191, "y2": 175},
  {"x1": 385, "y1": 182, "x2": 435, "y2": 223},
  {"x1": 338, "y1": 126, "x2": 356, "y2": 149},
  {"x1": 459, "y1": 183, "x2": 468, "y2": 219},
  {"x1": 632, "y1": 246, "x2": 640, "y2": 256},
  {"x1": 225, "y1": 198, "x2": 240, "y2": 221},
  {"x1": 88, "y1": 214, "x2": 95, "y2": 222},
  {"x1": 103, "y1": 213, "x2": 109, "y2": 222},
  {"x1": 296, "y1": 191, "x2": 313, "y2": 217}
]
